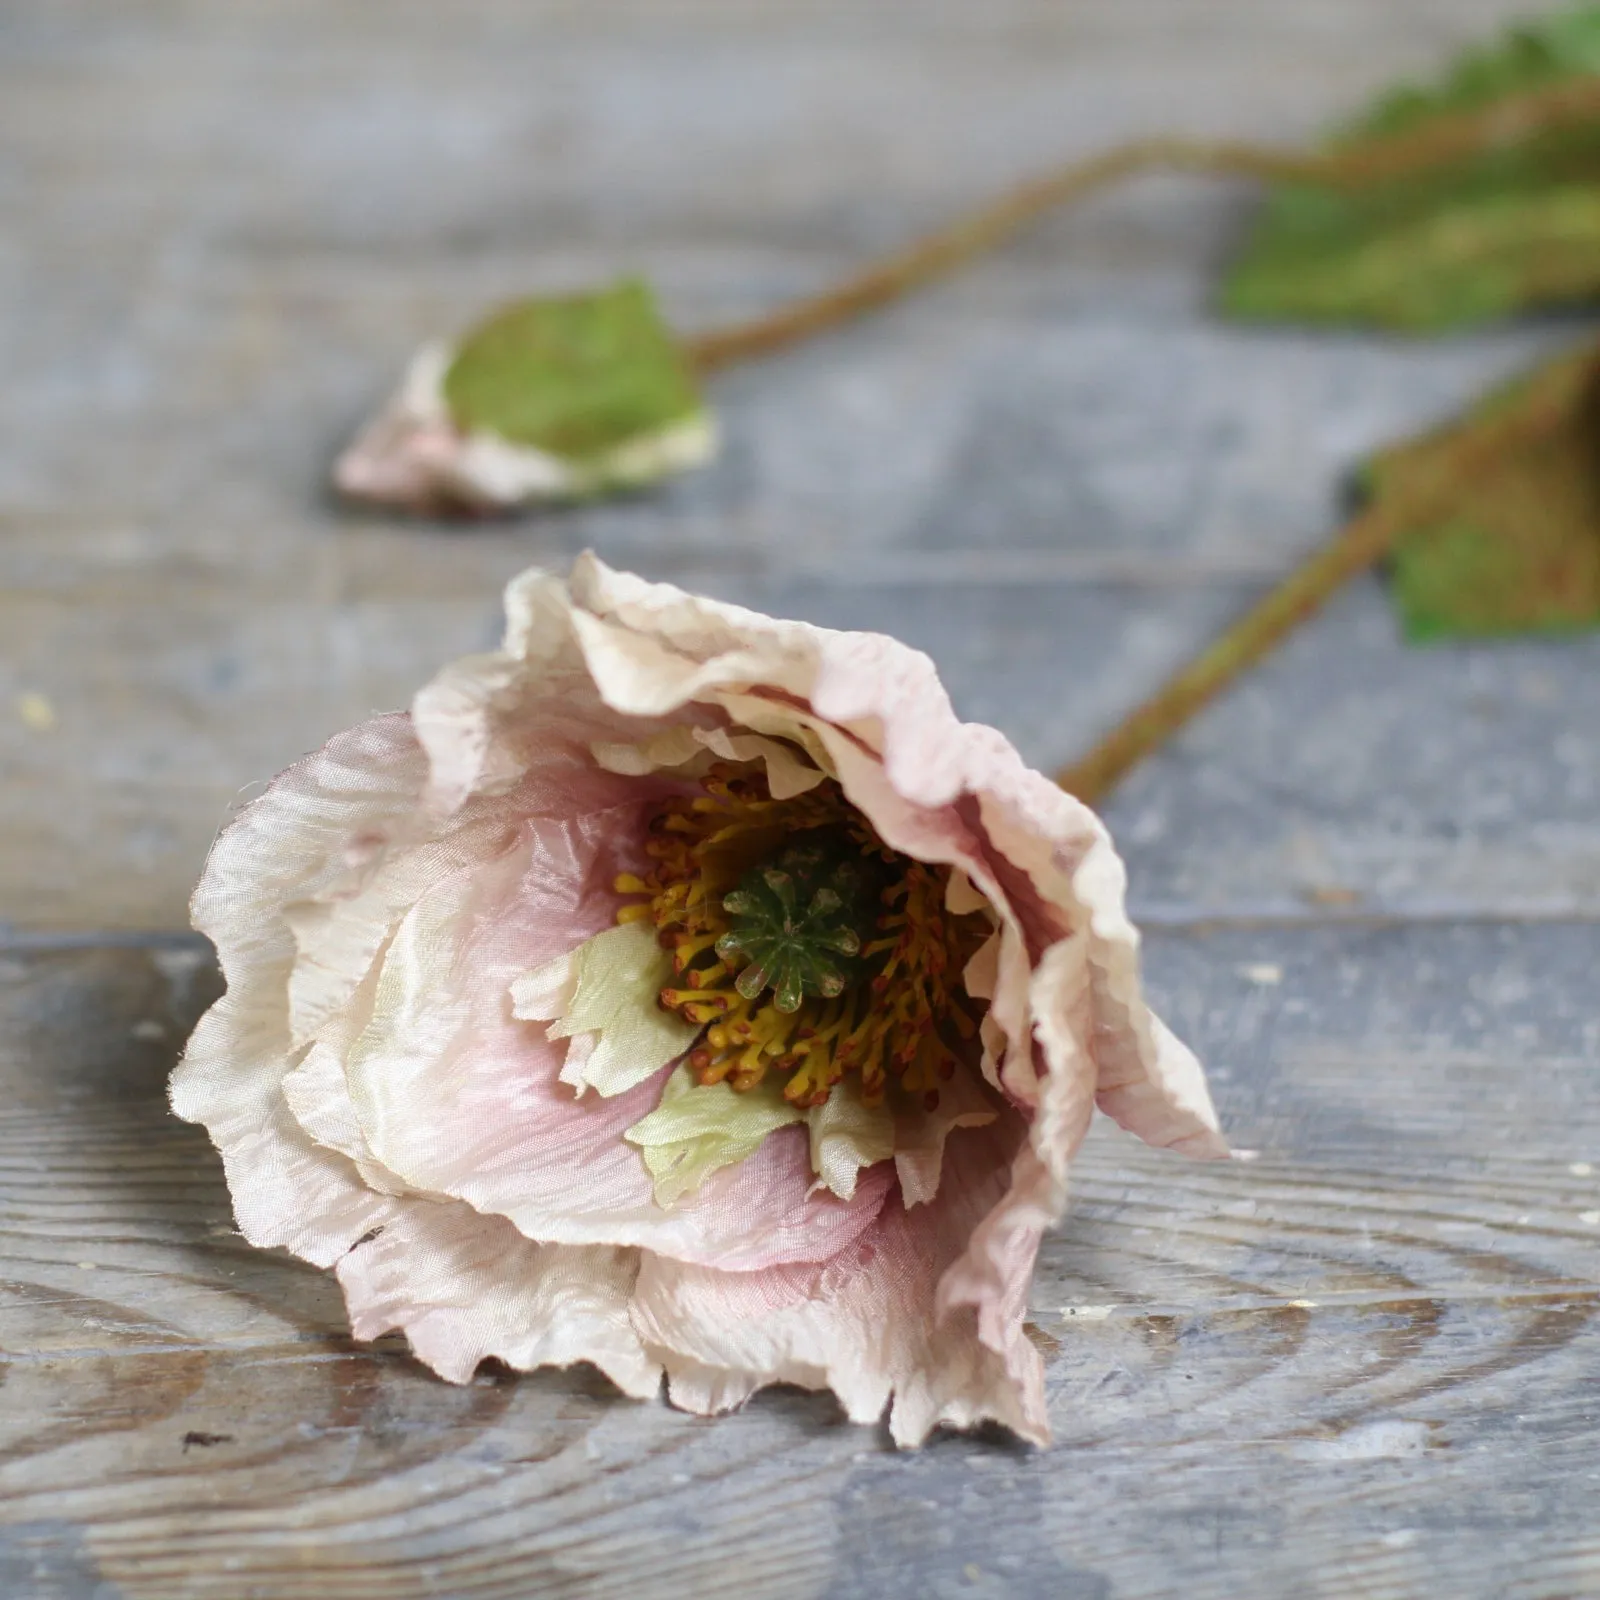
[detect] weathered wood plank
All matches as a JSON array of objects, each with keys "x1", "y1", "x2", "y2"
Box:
[
  {"x1": 1103, "y1": 581, "x2": 1600, "y2": 918},
  {"x1": 0, "y1": 0, "x2": 1582, "y2": 933},
  {"x1": 5, "y1": 924, "x2": 1600, "y2": 1597}
]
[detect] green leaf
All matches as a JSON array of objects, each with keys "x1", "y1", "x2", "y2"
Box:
[
  {"x1": 624, "y1": 1065, "x2": 805, "y2": 1208},
  {"x1": 1220, "y1": 5, "x2": 1600, "y2": 331},
  {"x1": 1369, "y1": 345, "x2": 1600, "y2": 640},
  {"x1": 442, "y1": 277, "x2": 707, "y2": 462}
]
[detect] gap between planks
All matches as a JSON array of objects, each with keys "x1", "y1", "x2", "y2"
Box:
[{"x1": 7, "y1": 900, "x2": 1600, "y2": 954}]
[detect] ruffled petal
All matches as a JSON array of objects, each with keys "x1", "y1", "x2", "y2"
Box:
[
  {"x1": 592, "y1": 723, "x2": 832, "y2": 799},
  {"x1": 335, "y1": 1201, "x2": 660, "y2": 1398},
  {"x1": 629, "y1": 1114, "x2": 1046, "y2": 1447},
  {"x1": 891, "y1": 1066, "x2": 1001, "y2": 1208},
  {"x1": 172, "y1": 715, "x2": 428, "y2": 1265},
  {"x1": 625, "y1": 1066, "x2": 805, "y2": 1207},
  {"x1": 806, "y1": 1079, "x2": 896, "y2": 1203}
]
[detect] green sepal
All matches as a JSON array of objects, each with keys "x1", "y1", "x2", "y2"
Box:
[
  {"x1": 624, "y1": 1065, "x2": 805, "y2": 1208},
  {"x1": 510, "y1": 921, "x2": 701, "y2": 1099},
  {"x1": 1368, "y1": 345, "x2": 1600, "y2": 640},
  {"x1": 442, "y1": 277, "x2": 707, "y2": 462},
  {"x1": 1220, "y1": 5, "x2": 1600, "y2": 331}
]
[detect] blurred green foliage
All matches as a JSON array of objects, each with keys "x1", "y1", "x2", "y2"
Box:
[
  {"x1": 1221, "y1": 5, "x2": 1600, "y2": 330},
  {"x1": 443, "y1": 279, "x2": 704, "y2": 461},
  {"x1": 1370, "y1": 347, "x2": 1600, "y2": 640}
]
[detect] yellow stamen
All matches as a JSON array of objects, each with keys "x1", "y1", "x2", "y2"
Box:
[{"x1": 617, "y1": 761, "x2": 990, "y2": 1110}]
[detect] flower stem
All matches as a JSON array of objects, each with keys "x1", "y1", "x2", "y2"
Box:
[
  {"x1": 1056, "y1": 341, "x2": 1600, "y2": 805},
  {"x1": 683, "y1": 77, "x2": 1600, "y2": 375},
  {"x1": 677, "y1": 76, "x2": 1600, "y2": 805}
]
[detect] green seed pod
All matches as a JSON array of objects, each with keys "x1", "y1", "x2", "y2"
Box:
[{"x1": 716, "y1": 833, "x2": 878, "y2": 1013}]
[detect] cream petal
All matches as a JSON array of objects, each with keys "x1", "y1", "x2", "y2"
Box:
[
  {"x1": 692, "y1": 727, "x2": 829, "y2": 797},
  {"x1": 625, "y1": 1066, "x2": 805, "y2": 1208},
  {"x1": 415, "y1": 567, "x2": 678, "y2": 818},
  {"x1": 519, "y1": 921, "x2": 700, "y2": 1099},
  {"x1": 507, "y1": 944, "x2": 579, "y2": 1023},
  {"x1": 556, "y1": 1029, "x2": 599, "y2": 1093},
  {"x1": 591, "y1": 724, "x2": 830, "y2": 800},
  {"x1": 892, "y1": 1069, "x2": 1002, "y2": 1209},
  {"x1": 589, "y1": 724, "x2": 706, "y2": 777},
  {"x1": 568, "y1": 553, "x2": 821, "y2": 702},
  {"x1": 806, "y1": 1079, "x2": 895, "y2": 1203},
  {"x1": 508, "y1": 944, "x2": 597, "y2": 1093},
  {"x1": 283, "y1": 805, "x2": 519, "y2": 1049},
  {"x1": 567, "y1": 606, "x2": 786, "y2": 721},
  {"x1": 172, "y1": 716, "x2": 428, "y2": 1265},
  {"x1": 945, "y1": 868, "x2": 991, "y2": 916},
  {"x1": 335, "y1": 1201, "x2": 660, "y2": 1398},
  {"x1": 283, "y1": 1042, "x2": 411, "y2": 1198}
]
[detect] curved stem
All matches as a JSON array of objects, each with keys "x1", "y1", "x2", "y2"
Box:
[
  {"x1": 683, "y1": 76, "x2": 1600, "y2": 375},
  {"x1": 683, "y1": 139, "x2": 1309, "y2": 373},
  {"x1": 1056, "y1": 342, "x2": 1600, "y2": 805}
]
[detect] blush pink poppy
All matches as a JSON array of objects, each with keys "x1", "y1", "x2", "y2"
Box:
[{"x1": 171, "y1": 554, "x2": 1224, "y2": 1446}]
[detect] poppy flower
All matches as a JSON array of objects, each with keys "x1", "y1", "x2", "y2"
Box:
[{"x1": 172, "y1": 555, "x2": 1224, "y2": 1445}]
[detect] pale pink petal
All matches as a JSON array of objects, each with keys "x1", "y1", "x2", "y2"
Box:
[
  {"x1": 416, "y1": 566, "x2": 723, "y2": 818},
  {"x1": 629, "y1": 1115, "x2": 1047, "y2": 1447},
  {"x1": 892, "y1": 1066, "x2": 1002, "y2": 1209},
  {"x1": 932, "y1": 1140, "x2": 1060, "y2": 1434},
  {"x1": 974, "y1": 776, "x2": 1228, "y2": 1159},
  {"x1": 333, "y1": 344, "x2": 470, "y2": 511},
  {"x1": 334, "y1": 344, "x2": 565, "y2": 515},
  {"x1": 283, "y1": 1042, "x2": 411, "y2": 1197},
  {"x1": 336, "y1": 1202, "x2": 660, "y2": 1398}
]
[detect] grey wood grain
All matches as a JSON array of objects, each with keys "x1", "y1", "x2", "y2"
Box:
[
  {"x1": 6, "y1": 928, "x2": 1600, "y2": 1599},
  {"x1": 6, "y1": 2, "x2": 1600, "y2": 1596}
]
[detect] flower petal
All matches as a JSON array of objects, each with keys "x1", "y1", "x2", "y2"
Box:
[
  {"x1": 806, "y1": 1079, "x2": 895, "y2": 1202},
  {"x1": 511, "y1": 921, "x2": 700, "y2": 1098},
  {"x1": 172, "y1": 715, "x2": 429, "y2": 1266},
  {"x1": 340, "y1": 815, "x2": 893, "y2": 1270},
  {"x1": 625, "y1": 1066, "x2": 805, "y2": 1207},
  {"x1": 630, "y1": 1113, "x2": 1047, "y2": 1447},
  {"x1": 591, "y1": 723, "x2": 831, "y2": 799},
  {"x1": 891, "y1": 1068, "x2": 1001, "y2": 1208},
  {"x1": 335, "y1": 1202, "x2": 660, "y2": 1398}
]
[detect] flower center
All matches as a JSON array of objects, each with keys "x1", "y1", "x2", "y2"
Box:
[
  {"x1": 614, "y1": 763, "x2": 990, "y2": 1110},
  {"x1": 717, "y1": 829, "x2": 877, "y2": 1012}
]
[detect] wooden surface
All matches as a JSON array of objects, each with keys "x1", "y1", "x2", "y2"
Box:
[{"x1": 5, "y1": 2, "x2": 1600, "y2": 1596}]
